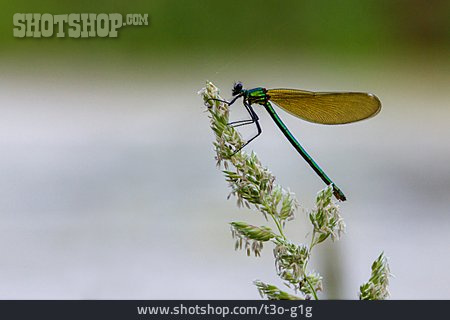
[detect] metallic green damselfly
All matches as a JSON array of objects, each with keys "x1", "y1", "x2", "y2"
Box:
[{"x1": 212, "y1": 82, "x2": 381, "y2": 201}]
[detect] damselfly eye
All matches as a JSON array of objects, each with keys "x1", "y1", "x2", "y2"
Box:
[{"x1": 232, "y1": 82, "x2": 243, "y2": 96}]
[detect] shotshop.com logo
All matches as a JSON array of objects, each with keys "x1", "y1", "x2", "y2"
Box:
[{"x1": 13, "y1": 13, "x2": 149, "y2": 38}]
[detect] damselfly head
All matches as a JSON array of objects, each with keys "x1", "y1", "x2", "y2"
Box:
[{"x1": 232, "y1": 82, "x2": 243, "y2": 96}]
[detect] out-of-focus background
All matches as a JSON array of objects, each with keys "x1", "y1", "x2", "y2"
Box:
[{"x1": 0, "y1": 0, "x2": 449, "y2": 299}]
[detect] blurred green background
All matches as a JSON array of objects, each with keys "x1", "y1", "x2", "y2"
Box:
[
  {"x1": 2, "y1": 0, "x2": 449, "y2": 55},
  {"x1": 0, "y1": 1, "x2": 449, "y2": 299}
]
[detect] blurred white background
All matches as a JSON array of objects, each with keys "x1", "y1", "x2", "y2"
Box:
[{"x1": 0, "y1": 54, "x2": 448, "y2": 299}]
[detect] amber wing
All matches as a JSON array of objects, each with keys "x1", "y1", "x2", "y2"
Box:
[{"x1": 267, "y1": 89, "x2": 381, "y2": 125}]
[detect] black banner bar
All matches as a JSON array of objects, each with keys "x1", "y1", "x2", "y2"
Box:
[{"x1": 0, "y1": 300, "x2": 447, "y2": 320}]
